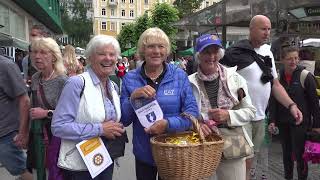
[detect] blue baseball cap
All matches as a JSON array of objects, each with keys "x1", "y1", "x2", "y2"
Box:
[{"x1": 195, "y1": 34, "x2": 222, "y2": 53}]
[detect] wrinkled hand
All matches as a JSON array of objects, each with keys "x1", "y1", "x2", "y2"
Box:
[
  {"x1": 30, "y1": 107, "x2": 47, "y2": 120},
  {"x1": 289, "y1": 105, "x2": 303, "y2": 125},
  {"x1": 312, "y1": 128, "x2": 320, "y2": 134},
  {"x1": 145, "y1": 119, "x2": 168, "y2": 135},
  {"x1": 200, "y1": 123, "x2": 212, "y2": 137},
  {"x1": 130, "y1": 85, "x2": 156, "y2": 100},
  {"x1": 208, "y1": 108, "x2": 230, "y2": 124},
  {"x1": 14, "y1": 132, "x2": 29, "y2": 149},
  {"x1": 268, "y1": 123, "x2": 276, "y2": 133},
  {"x1": 102, "y1": 121, "x2": 125, "y2": 140}
]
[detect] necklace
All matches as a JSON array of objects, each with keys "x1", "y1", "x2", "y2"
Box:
[
  {"x1": 145, "y1": 67, "x2": 163, "y2": 81},
  {"x1": 40, "y1": 70, "x2": 55, "y2": 83}
]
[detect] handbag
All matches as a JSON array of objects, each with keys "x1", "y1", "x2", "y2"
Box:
[
  {"x1": 101, "y1": 131, "x2": 128, "y2": 159},
  {"x1": 219, "y1": 126, "x2": 253, "y2": 160}
]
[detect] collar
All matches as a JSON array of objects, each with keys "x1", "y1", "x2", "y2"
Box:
[{"x1": 140, "y1": 61, "x2": 167, "y2": 80}]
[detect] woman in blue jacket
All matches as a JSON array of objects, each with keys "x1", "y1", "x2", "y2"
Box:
[{"x1": 120, "y1": 27, "x2": 199, "y2": 180}]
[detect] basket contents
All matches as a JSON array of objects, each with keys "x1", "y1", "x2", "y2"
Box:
[{"x1": 165, "y1": 132, "x2": 200, "y2": 145}]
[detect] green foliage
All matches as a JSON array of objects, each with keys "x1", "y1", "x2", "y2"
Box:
[
  {"x1": 118, "y1": 3, "x2": 179, "y2": 54},
  {"x1": 173, "y1": 0, "x2": 204, "y2": 18},
  {"x1": 60, "y1": 0, "x2": 92, "y2": 48},
  {"x1": 151, "y1": 3, "x2": 179, "y2": 51}
]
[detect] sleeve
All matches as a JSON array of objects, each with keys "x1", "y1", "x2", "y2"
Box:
[
  {"x1": 166, "y1": 73, "x2": 199, "y2": 132},
  {"x1": 3, "y1": 63, "x2": 26, "y2": 98},
  {"x1": 51, "y1": 76, "x2": 103, "y2": 141},
  {"x1": 270, "y1": 51, "x2": 278, "y2": 79},
  {"x1": 304, "y1": 73, "x2": 320, "y2": 128},
  {"x1": 120, "y1": 75, "x2": 136, "y2": 127},
  {"x1": 268, "y1": 95, "x2": 278, "y2": 124},
  {"x1": 227, "y1": 74, "x2": 256, "y2": 127}
]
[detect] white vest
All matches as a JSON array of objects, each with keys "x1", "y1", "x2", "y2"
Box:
[{"x1": 57, "y1": 72, "x2": 121, "y2": 171}]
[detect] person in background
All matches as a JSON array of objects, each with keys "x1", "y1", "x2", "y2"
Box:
[
  {"x1": 52, "y1": 35, "x2": 126, "y2": 179},
  {"x1": 28, "y1": 37, "x2": 67, "y2": 180},
  {"x1": 116, "y1": 57, "x2": 126, "y2": 79},
  {"x1": 0, "y1": 55, "x2": 32, "y2": 180},
  {"x1": 269, "y1": 46, "x2": 320, "y2": 180},
  {"x1": 120, "y1": 27, "x2": 199, "y2": 180},
  {"x1": 189, "y1": 34, "x2": 256, "y2": 180},
  {"x1": 63, "y1": 45, "x2": 83, "y2": 76},
  {"x1": 220, "y1": 15, "x2": 303, "y2": 180},
  {"x1": 122, "y1": 56, "x2": 130, "y2": 72},
  {"x1": 22, "y1": 25, "x2": 47, "y2": 84}
]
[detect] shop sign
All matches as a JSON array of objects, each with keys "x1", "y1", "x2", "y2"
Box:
[{"x1": 305, "y1": 7, "x2": 320, "y2": 16}]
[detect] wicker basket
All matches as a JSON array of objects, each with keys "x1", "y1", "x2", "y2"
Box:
[{"x1": 150, "y1": 113, "x2": 224, "y2": 180}]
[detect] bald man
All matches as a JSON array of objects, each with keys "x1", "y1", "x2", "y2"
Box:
[{"x1": 221, "y1": 15, "x2": 303, "y2": 180}]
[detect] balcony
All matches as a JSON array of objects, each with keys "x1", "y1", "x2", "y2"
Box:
[{"x1": 109, "y1": 0, "x2": 118, "y2": 6}]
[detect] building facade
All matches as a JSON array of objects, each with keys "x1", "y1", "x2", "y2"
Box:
[{"x1": 93, "y1": 0, "x2": 175, "y2": 37}]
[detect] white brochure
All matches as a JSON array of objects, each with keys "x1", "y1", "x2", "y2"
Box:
[
  {"x1": 76, "y1": 137, "x2": 113, "y2": 178},
  {"x1": 131, "y1": 97, "x2": 164, "y2": 128}
]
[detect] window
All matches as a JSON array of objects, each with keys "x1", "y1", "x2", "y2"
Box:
[
  {"x1": 101, "y1": 8, "x2": 106, "y2": 15},
  {"x1": 121, "y1": 23, "x2": 125, "y2": 29},
  {"x1": 129, "y1": 10, "x2": 134, "y2": 17},
  {"x1": 121, "y1": 9, "x2": 125, "y2": 16},
  {"x1": 121, "y1": 0, "x2": 125, "y2": 3},
  {"x1": 111, "y1": 9, "x2": 115, "y2": 16},
  {"x1": 144, "y1": 0, "x2": 148, "y2": 4},
  {"x1": 101, "y1": 22, "x2": 106, "y2": 30},
  {"x1": 129, "y1": 0, "x2": 134, "y2": 4},
  {"x1": 110, "y1": 22, "x2": 115, "y2": 31},
  {"x1": 110, "y1": 0, "x2": 114, "y2": 2},
  {"x1": 206, "y1": 1, "x2": 209, "y2": 7},
  {"x1": 102, "y1": 0, "x2": 106, "y2": 1}
]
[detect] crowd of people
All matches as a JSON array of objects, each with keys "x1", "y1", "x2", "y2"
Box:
[{"x1": 0, "y1": 14, "x2": 320, "y2": 180}]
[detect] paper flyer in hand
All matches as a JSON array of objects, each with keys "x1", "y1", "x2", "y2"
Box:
[
  {"x1": 131, "y1": 97, "x2": 164, "y2": 128},
  {"x1": 76, "y1": 137, "x2": 113, "y2": 178}
]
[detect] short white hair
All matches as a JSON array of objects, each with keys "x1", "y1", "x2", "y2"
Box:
[
  {"x1": 194, "y1": 47, "x2": 225, "y2": 63},
  {"x1": 85, "y1": 35, "x2": 121, "y2": 64}
]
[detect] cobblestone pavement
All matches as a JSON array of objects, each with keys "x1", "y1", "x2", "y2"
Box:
[{"x1": 1, "y1": 130, "x2": 320, "y2": 180}]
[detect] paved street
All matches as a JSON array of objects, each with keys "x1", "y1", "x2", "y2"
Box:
[{"x1": 1, "y1": 128, "x2": 320, "y2": 180}]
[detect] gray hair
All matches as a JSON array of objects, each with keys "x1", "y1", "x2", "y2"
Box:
[
  {"x1": 85, "y1": 35, "x2": 121, "y2": 64},
  {"x1": 194, "y1": 48, "x2": 225, "y2": 63}
]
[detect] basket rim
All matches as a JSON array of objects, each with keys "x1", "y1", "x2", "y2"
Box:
[{"x1": 150, "y1": 131, "x2": 224, "y2": 147}]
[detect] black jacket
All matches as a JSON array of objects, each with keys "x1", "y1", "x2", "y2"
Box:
[{"x1": 269, "y1": 66, "x2": 320, "y2": 128}]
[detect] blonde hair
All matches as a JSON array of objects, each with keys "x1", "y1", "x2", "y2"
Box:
[
  {"x1": 63, "y1": 45, "x2": 80, "y2": 75},
  {"x1": 137, "y1": 27, "x2": 171, "y2": 61},
  {"x1": 31, "y1": 37, "x2": 66, "y2": 75}
]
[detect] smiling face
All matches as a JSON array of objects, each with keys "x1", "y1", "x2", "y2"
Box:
[
  {"x1": 144, "y1": 43, "x2": 167, "y2": 67},
  {"x1": 90, "y1": 44, "x2": 117, "y2": 80},
  {"x1": 281, "y1": 51, "x2": 299, "y2": 73},
  {"x1": 198, "y1": 45, "x2": 221, "y2": 75}
]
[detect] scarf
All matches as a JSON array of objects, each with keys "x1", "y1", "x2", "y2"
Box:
[{"x1": 196, "y1": 64, "x2": 238, "y2": 120}]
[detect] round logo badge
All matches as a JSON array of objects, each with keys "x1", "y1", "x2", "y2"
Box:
[{"x1": 93, "y1": 153, "x2": 104, "y2": 166}]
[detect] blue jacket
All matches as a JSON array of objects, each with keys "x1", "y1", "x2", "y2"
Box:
[{"x1": 120, "y1": 63, "x2": 199, "y2": 165}]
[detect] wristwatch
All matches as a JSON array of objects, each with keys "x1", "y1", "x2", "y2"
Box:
[{"x1": 47, "y1": 110, "x2": 54, "y2": 118}]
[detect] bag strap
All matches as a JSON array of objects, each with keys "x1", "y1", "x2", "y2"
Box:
[
  {"x1": 38, "y1": 81, "x2": 53, "y2": 110},
  {"x1": 300, "y1": 69, "x2": 309, "y2": 89},
  {"x1": 79, "y1": 75, "x2": 86, "y2": 98}
]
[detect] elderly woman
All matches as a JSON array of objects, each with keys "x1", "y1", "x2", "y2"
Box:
[
  {"x1": 188, "y1": 34, "x2": 256, "y2": 180},
  {"x1": 120, "y1": 27, "x2": 199, "y2": 180},
  {"x1": 52, "y1": 35, "x2": 126, "y2": 179},
  {"x1": 269, "y1": 46, "x2": 320, "y2": 180},
  {"x1": 28, "y1": 37, "x2": 68, "y2": 180}
]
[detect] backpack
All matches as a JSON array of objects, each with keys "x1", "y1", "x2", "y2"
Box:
[{"x1": 300, "y1": 69, "x2": 320, "y2": 97}]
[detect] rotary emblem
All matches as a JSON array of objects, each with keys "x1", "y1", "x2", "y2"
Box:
[{"x1": 93, "y1": 153, "x2": 104, "y2": 166}]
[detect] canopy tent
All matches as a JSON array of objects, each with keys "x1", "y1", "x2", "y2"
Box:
[
  {"x1": 121, "y1": 47, "x2": 137, "y2": 57},
  {"x1": 301, "y1": 38, "x2": 320, "y2": 47},
  {"x1": 178, "y1": 47, "x2": 194, "y2": 56},
  {"x1": 0, "y1": 32, "x2": 29, "y2": 51}
]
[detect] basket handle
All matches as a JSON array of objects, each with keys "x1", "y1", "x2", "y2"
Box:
[{"x1": 181, "y1": 112, "x2": 206, "y2": 142}]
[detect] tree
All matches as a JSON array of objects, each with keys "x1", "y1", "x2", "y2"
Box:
[
  {"x1": 151, "y1": 3, "x2": 179, "y2": 51},
  {"x1": 173, "y1": 0, "x2": 204, "y2": 18},
  {"x1": 117, "y1": 23, "x2": 136, "y2": 52},
  {"x1": 60, "y1": 0, "x2": 92, "y2": 48}
]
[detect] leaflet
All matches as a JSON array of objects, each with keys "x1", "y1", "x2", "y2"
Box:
[
  {"x1": 76, "y1": 137, "x2": 113, "y2": 178},
  {"x1": 131, "y1": 97, "x2": 164, "y2": 128}
]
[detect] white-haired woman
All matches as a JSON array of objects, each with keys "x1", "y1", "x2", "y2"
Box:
[
  {"x1": 52, "y1": 35, "x2": 126, "y2": 179},
  {"x1": 188, "y1": 34, "x2": 256, "y2": 180},
  {"x1": 120, "y1": 27, "x2": 199, "y2": 180},
  {"x1": 28, "y1": 37, "x2": 67, "y2": 180}
]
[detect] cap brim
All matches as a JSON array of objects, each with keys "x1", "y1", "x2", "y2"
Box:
[{"x1": 198, "y1": 43, "x2": 222, "y2": 53}]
